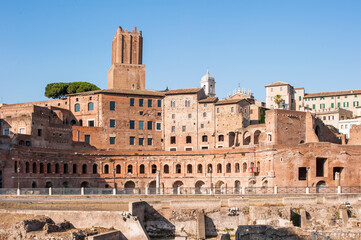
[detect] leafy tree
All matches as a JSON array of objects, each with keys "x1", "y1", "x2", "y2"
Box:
[
  {"x1": 45, "y1": 82, "x2": 100, "y2": 99},
  {"x1": 274, "y1": 94, "x2": 284, "y2": 108}
]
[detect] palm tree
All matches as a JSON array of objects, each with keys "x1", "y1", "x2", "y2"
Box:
[{"x1": 274, "y1": 95, "x2": 284, "y2": 108}]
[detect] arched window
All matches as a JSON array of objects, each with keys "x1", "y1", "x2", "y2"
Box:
[
  {"x1": 176, "y1": 164, "x2": 181, "y2": 174},
  {"x1": 64, "y1": 163, "x2": 68, "y2": 174},
  {"x1": 140, "y1": 164, "x2": 145, "y2": 174},
  {"x1": 74, "y1": 103, "x2": 80, "y2": 112},
  {"x1": 151, "y1": 164, "x2": 157, "y2": 174},
  {"x1": 226, "y1": 163, "x2": 231, "y2": 173},
  {"x1": 82, "y1": 164, "x2": 87, "y2": 174},
  {"x1": 218, "y1": 135, "x2": 224, "y2": 142},
  {"x1": 88, "y1": 102, "x2": 94, "y2": 111},
  {"x1": 197, "y1": 164, "x2": 203, "y2": 173},
  {"x1": 217, "y1": 163, "x2": 222, "y2": 173},
  {"x1": 104, "y1": 164, "x2": 109, "y2": 174},
  {"x1": 116, "y1": 164, "x2": 121, "y2": 174},
  {"x1": 128, "y1": 165, "x2": 133, "y2": 174},
  {"x1": 39, "y1": 163, "x2": 44, "y2": 173},
  {"x1": 243, "y1": 162, "x2": 247, "y2": 173},
  {"x1": 55, "y1": 163, "x2": 59, "y2": 174},
  {"x1": 47, "y1": 163, "x2": 51, "y2": 174},
  {"x1": 72, "y1": 164, "x2": 77, "y2": 174},
  {"x1": 171, "y1": 100, "x2": 176, "y2": 107},
  {"x1": 186, "y1": 136, "x2": 192, "y2": 143},
  {"x1": 93, "y1": 164, "x2": 98, "y2": 174},
  {"x1": 202, "y1": 135, "x2": 208, "y2": 142},
  {"x1": 257, "y1": 161, "x2": 260, "y2": 172},
  {"x1": 33, "y1": 162, "x2": 37, "y2": 173},
  {"x1": 187, "y1": 164, "x2": 192, "y2": 173},
  {"x1": 163, "y1": 164, "x2": 169, "y2": 174},
  {"x1": 25, "y1": 162, "x2": 30, "y2": 173},
  {"x1": 235, "y1": 163, "x2": 240, "y2": 173},
  {"x1": 207, "y1": 164, "x2": 213, "y2": 173}
]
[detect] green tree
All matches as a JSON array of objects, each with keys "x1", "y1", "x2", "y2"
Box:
[
  {"x1": 45, "y1": 82, "x2": 100, "y2": 99},
  {"x1": 274, "y1": 94, "x2": 284, "y2": 108}
]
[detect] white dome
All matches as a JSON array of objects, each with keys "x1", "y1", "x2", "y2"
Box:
[{"x1": 201, "y1": 70, "x2": 215, "y2": 82}]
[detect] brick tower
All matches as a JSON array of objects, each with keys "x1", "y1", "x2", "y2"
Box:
[{"x1": 107, "y1": 26, "x2": 145, "y2": 90}]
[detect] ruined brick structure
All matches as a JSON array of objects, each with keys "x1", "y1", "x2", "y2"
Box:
[{"x1": 1, "y1": 26, "x2": 361, "y2": 191}]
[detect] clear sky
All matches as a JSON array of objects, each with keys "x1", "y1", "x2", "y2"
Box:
[{"x1": 0, "y1": 0, "x2": 360, "y2": 104}]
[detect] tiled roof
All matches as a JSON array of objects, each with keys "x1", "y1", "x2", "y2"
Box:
[
  {"x1": 67, "y1": 88, "x2": 165, "y2": 97},
  {"x1": 164, "y1": 87, "x2": 203, "y2": 95},
  {"x1": 215, "y1": 98, "x2": 249, "y2": 105},
  {"x1": 198, "y1": 97, "x2": 218, "y2": 103},
  {"x1": 264, "y1": 81, "x2": 291, "y2": 87},
  {"x1": 305, "y1": 89, "x2": 361, "y2": 98}
]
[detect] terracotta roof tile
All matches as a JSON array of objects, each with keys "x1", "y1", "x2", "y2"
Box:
[
  {"x1": 215, "y1": 98, "x2": 249, "y2": 105},
  {"x1": 67, "y1": 88, "x2": 165, "y2": 97},
  {"x1": 198, "y1": 97, "x2": 218, "y2": 103},
  {"x1": 264, "y1": 81, "x2": 291, "y2": 87},
  {"x1": 305, "y1": 89, "x2": 361, "y2": 98},
  {"x1": 164, "y1": 87, "x2": 203, "y2": 95}
]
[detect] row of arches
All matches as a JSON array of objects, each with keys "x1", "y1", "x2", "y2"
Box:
[
  {"x1": 15, "y1": 161, "x2": 263, "y2": 175},
  {"x1": 229, "y1": 130, "x2": 262, "y2": 147}
]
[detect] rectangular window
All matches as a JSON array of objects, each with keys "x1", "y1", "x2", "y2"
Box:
[
  {"x1": 353, "y1": 101, "x2": 359, "y2": 107},
  {"x1": 148, "y1": 99, "x2": 152, "y2": 107},
  {"x1": 331, "y1": 103, "x2": 334, "y2": 108},
  {"x1": 87, "y1": 120, "x2": 95, "y2": 127},
  {"x1": 299, "y1": 96, "x2": 301, "y2": 101},
  {"x1": 157, "y1": 99, "x2": 161, "y2": 107},
  {"x1": 139, "y1": 99, "x2": 144, "y2": 107},
  {"x1": 188, "y1": 113, "x2": 192, "y2": 118},
  {"x1": 170, "y1": 136, "x2": 176, "y2": 144},
  {"x1": 37, "y1": 129, "x2": 42, "y2": 136},
  {"x1": 147, "y1": 121, "x2": 152, "y2": 130},
  {"x1": 299, "y1": 105, "x2": 301, "y2": 110},
  {"x1": 316, "y1": 158, "x2": 326, "y2": 177},
  {"x1": 156, "y1": 122, "x2": 161, "y2": 130},
  {"x1": 109, "y1": 137, "x2": 116, "y2": 145},
  {"x1": 171, "y1": 126, "x2": 175, "y2": 132},
  {"x1": 129, "y1": 137, "x2": 135, "y2": 145},
  {"x1": 343, "y1": 102, "x2": 349, "y2": 107},
  {"x1": 271, "y1": 88, "x2": 273, "y2": 92},
  {"x1": 139, "y1": 137, "x2": 144, "y2": 146},
  {"x1": 130, "y1": 120, "x2": 135, "y2": 129},
  {"x1": 345, "y1": 95, "x2": 348, "y2": 98},
  {"x1": 320, "y1": 104, "x2": 325, "y2": 109},
  {"x1": 201, "y1": 124, "x2": 204, "y2": 128},
  {"x1": 355, "y1": 95, "x2": 358, "y2": 98},
  {"x1": 130, "y1": 98, "x2": 134, "y2": 106},
  {"x1": 298, "y1": 167, "x2": 307, "y2": 181},
  {"x1": 139, "y1": 121, "x2": 144, "y2": 130},
  {"x1": 331, "y1": 96, "x2": 334, "y2": 99},
  {"x1": 217, "y1": 108, "x2": 220, "y2": 113},
  {"x1": 110, "y1": 101, "x2": 115, "y2": 110},
  {"x1": 84, "y1": 135, "x2": 90, "y2": 144},
  {"x1": 3, "y1": 128, "x2": 10, "y2": 135},
  {"x1": 337, "y1": 96, "x2": 340, "y2": 99},
  {"x1": 280, "y1": 87, "x2": 283, "y2": 91},
  {"x1": 182, "y1": 126, "x2": 186, "y2": 132},
  {"x1": 147, "y1": 138, "x2": 152, "y2": 146},
  {"x1": 110, "y1": 119, "x2": 115, "y2": 128},
  {"x1": 338, "y1": 102, "x2": 341, "y2": 108},
  {"x1": 312, "y1": 104, "x2": 316, "y2": 110}
]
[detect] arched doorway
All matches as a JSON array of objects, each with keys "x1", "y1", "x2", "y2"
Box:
[
  {"x1": 234, "y1": 180, "x2": 241, "y2": 194},
  {"x1": 243, "y1": 131, "x2": 251, "y2": 145},
  {"x1": 124, "y1": 181, "x2": 135, "y2": 194},
  {"x1": 261, "y1": 180, "x2": 268, "y2": 193},
  {"x1": 148, "y1": 180, "x2": 156, "y2": 194},
  {"x1": 316, "y1": 181, "x2": 326, "y2": 193},
  {"x1": 195, "y1": 181, "x2": 206, "y2": 194},
  {"x1": 215, "y1": 180, "x2": 225, "y2": 194},
  {"x1": 254, "y1": 130, "x2": 261, "y2": 144},
  {"x1": 229, "y1": 132, "x2": 235, "y2": 147},
  {"x1": 45, "y1": 181, "x2": 52, "y2": 188},
  {"x1": 173, "y1": 181, "x2": 184, "y2": 194}
]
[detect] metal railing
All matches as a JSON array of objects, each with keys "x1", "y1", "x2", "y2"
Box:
[
  {"x1": 1, "y1": 186, "x2": 361, "y2": 196},
  {"x1": 312, "y1": 231, "x2": 361, "y2": 240}
]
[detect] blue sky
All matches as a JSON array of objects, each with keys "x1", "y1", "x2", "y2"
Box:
[{"x1": 0, "y1": 0, "x2": 360, "y2": 104}]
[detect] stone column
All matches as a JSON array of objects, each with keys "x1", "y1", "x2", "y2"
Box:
[{"x1": 156, "y1": 170, "x2": 160, "y2": 194}]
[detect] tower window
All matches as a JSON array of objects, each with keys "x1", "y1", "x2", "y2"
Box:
[{"x1": 110, "y1": 101, "x2": 115, "y2": 110}]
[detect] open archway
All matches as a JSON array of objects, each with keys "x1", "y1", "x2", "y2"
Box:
[
  {"x1": 172, "y1": 181, "x2": 184, "y2": 194},
  {"x1": 243, "y1": 131, "x2": 251, "y2": 145},
  {"x1": 195, "y1": 181, "x2": 206, "y2": 194},
  {"x1": 254, "y1": 130, "x2": 261, "y2": 144},
  {"x1": 316, "y1": 181, "x2": 326, "y2": 193},
  {"x1": 148, "y1": 180, "x2": 156, "y2": 194},
  {"x1": 215, "y1": 180, "x2": 225, "y2": 194}
]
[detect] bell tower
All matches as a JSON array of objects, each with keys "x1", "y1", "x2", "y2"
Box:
[
  {"x1": 200, "y1": 70, "x2": 216, "y2": 97},
  {"x1": 107, "y1": 26, "x2": 145, "y2": 90}
]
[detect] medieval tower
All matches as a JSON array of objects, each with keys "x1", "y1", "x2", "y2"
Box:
[{"x1": 107, "y1": 26, "x2": 145, "y2": 90}]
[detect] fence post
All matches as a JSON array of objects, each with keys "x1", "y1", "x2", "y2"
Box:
[
  {"x1": 242, "y1": 186, "x2": 246, "y2": 195},
  {"x1": 145, "y1": 187, "x2": 149, "y2": 195},
  {"x1": 17, "y1": 188, "x2": 20, "y2": 196},
  {"x1": 49, "y1": 187, "x2": 52, "y2": 196},
  {"x1": 274, "y1": 185, "x2": 277, "y2": 195},
  {"x1": 177, "y1": 186, "x2": 181, "y2": 195},
  {"x1": 306, "y1": 187, "x2": 309, "y2": 194},
  {"x1": 338, "y1": 186, "x2": 341, "y2": 194},
  {"x1": 113, "y1": 188, "x2": 116, "y2": 195},
  {"x1": 81, "y1": 187, "x2": 84, "y2": 196}
]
